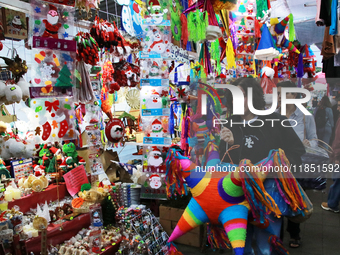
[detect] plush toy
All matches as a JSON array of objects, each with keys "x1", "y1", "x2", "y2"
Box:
[
  {"x1": 0, "y1": 159, "x2": 11, "y2": 179},
  {"x1": 15, "y1": 78, "x2": 30, "y2": 101},
  {"x1": 62, "y1": 142, "x2": 85, "y2": 165},
  {"x1": 105, "y1": 118, "x2": 125, "y2": 143},
  {"x1": 4, "y1": 85, "x2": 22, "y2": 104},
  {"x1": 109, "y1": 60, "x2": 140, "y2": 93}
]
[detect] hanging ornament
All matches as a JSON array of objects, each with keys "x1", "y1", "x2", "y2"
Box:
[
  {"x1": 170, "y1": 0, "x2": 182, "y2": 42},
  {"x1": 105, "y1": 118, "x2": 125, "y2": 143}
]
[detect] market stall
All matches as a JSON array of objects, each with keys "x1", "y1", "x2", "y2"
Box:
[{"x1": 0, "y1": 0, "x2": 335, "y2": 254}]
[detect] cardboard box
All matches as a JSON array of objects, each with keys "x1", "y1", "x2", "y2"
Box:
[{"x1": 159, "y1": 205, "x2": 203, "y2": 247}]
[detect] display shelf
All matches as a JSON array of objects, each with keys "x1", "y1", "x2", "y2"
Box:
[
  {"x1": 8, "y1": 184, "x2": 67, "y2": 213},
  {"x1": 99, "y1": 239, "x2": 122, "y2": 255},
  {"x1": 24, "y1": 213, "x2": 91, "y2": 254},
  {"x1": 124, "y1": 142, "x2": 170, "y2": 147}
]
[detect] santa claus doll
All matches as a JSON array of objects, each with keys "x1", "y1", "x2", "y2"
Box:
[
  {"x1": 149, "y1": 174, "x2": 161, "y2": 189},
  {"x1": 42, "y1": 5, "x2": 62, "y2": 39},
  {"x1": 147, "y1": 147, "x2": 163, "y2": 167},
  {"x1": 146, "y1": 90, "x2": 162, "y2": 109}
]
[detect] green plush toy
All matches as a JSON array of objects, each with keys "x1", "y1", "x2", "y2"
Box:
[
  {"x1": 62, "y1": 142, "x2": 79, "y2": 164},
  {"x1": 0, "y1": 160, "x2": 11, "y2": 179}
]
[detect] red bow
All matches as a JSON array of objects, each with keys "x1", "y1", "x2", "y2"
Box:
[{"x1": 45, "y1": 100, "x2": 60, "y2": 112}]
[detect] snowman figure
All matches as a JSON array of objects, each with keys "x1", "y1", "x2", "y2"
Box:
[
  {"x1": 149, "y1": 174, "x2": 161, "y2": 189},
  {"x1": 92, "y1": 211, "x2": 103, "y2": 227},
  {"x1": 147, "y1": 147, "x2": 163, "y2": 167},
  {"x1": 147, "y1": 0, "x2": 168, "y2": 25},
  {"x1": 149, "y1": 119, "x2": 167, "y2": 137},
  {"x1": 146, "y1": 90, "x2": 162, "y2": 109},
  {"x1": 149, "y1": 61, "x2": 160, "y2": 77},
  {"x1": 148, "y1": 29, "x2": 167, "y2": 54}
]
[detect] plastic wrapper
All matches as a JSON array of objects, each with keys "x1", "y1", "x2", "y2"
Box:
[
  {"x1": 143, "y1": 0, "x2": 170, "y2": 26},
  {"x1": 142, "y1": 116, "x2": 171, "y2": 145},
  {"x1": 29, "y1": 97, "x2": 77, "y2": 142},
  {"x1": 30, "y1": 0, "x2": 74, "y2": 40},
  {"x1": 140, "y1": 59, "x2": 169, "y2": 79},
  {"x1": 142, "y1": 146, "x2": 168, "y2": 173},
  {"x1": 140, "y1": 86, "x2": 170, "y2": 116},
  {"x1": 140, "y1": 26, "x2": 171, "y2": 58}
]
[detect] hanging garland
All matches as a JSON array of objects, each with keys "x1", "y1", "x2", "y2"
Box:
[
  {"x1": 171, "y1": 0, "x2": 183, "y2": 41},
  {"x1": 188, "y1": 10, "x2": 208, "y2": 43}
]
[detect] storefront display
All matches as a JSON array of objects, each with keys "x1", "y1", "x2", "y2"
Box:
[{"x1": 0, "y1": 0, "x2": 332, "y2": 253}]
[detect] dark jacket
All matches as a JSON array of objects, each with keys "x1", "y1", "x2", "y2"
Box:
[
  {"x1": 332, "y1": 118, "x2": 340, "y2": 162},
  {"x1": 219, "y1": 112, "x2": 305, "y2": 166}
]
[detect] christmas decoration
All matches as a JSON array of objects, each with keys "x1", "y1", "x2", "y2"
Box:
[
  {"x1": 55, "y1": 65, "x2": 73, "y2": 87},
  {"x1": 105, "y1": 118, "x2": 125, "y2": 143}
]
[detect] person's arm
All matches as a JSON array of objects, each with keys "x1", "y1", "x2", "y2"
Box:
[
  {"x1": 327, "y1": 108, "x2": 334, "y2": 128},
  {"x1": 305, "y1": 115, "x2": 318, "y2": 147}
]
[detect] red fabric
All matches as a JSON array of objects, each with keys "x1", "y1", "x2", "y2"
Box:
[
  {"x1": 205, "y1": 0, "x2": 218, "y2": 26},
  {"x1": 8, "y1": 184, "x2": 67, "y2": 213},
  {"x1": 24, "y1": 213, "x2": 91, "y2": 254},
  {"x1": 260, "y1": 74, "x2": 276, "y2": 94},
  {"x1": 180, "y1": 14, "x2": 188, "y2": 49},
  {"x1": 332, "y1": 118, "x2": 340, "y2": 162},
  {"x1": 42, "y1": 20, "x2": 61, "y2": 39},
  {"x1": 219, "y1": 37, "x2": 226, "y2": 61}
]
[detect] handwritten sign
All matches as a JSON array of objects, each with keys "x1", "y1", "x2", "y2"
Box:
[{"x1": 63, "y1": 165, "x2": 89, "y2": 196}]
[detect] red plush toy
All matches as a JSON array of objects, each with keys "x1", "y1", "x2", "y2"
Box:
[
  {"x1": 105, "y1": 118, "x2": 125, "y2": 143},
  {"x1": 108, "y1": 60, "x2": 140, "y2": 93}
]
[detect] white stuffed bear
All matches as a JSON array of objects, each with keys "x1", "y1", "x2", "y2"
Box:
[
  {"x1": 4, "y1": 85, "x2": 22, "y2": 105},
  {"x1": 16, "y1": 78, "x2": 30, "y2": 101}
]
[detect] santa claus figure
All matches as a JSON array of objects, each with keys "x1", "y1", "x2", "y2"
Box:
[
  {"x1": 147, "y1": 0, "x2": 168, "y2": 25},
  {"x1": 147, "y1": 147, "x2": 163, "y2": 167},
  {"x1": 149, "y1": 174, "x2": 161, "y2": 189},
  {"x1": 149, "y1": 119, "x2": 167, "y2": 137},
  {"x1": 247, "y1": 3, "x2": 254, "y2": 14},
  {"x1": 42, "y1": 5, "x2": 62, "y2": 39},
  {"x1": 245, "y1": 17, "x2": 254, "y2": 32},
  {"x1": 149, "y1": 61, "x2": 160, "y2": 77},
  {"x1": 146, "y1": 90, "x2": 162, "y2": 109}
]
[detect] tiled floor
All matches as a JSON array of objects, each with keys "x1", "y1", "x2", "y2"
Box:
[{"x1": 117, "y1": 145, "x2": 340, "y2": 255}]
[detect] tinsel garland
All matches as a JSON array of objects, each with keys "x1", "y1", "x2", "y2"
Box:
[
  {"x1": 171, "y1": 5, "x2": 182, "y2": 41},
  {"x1": 188, "y1": 10, "x2": 208, "y2": 43},
  {"x1": 256, "y1": 0, "x2": 268, "y2": 19},
  {"x1": 210, "y1": 39, "x2": 221, "y2": 75}
]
